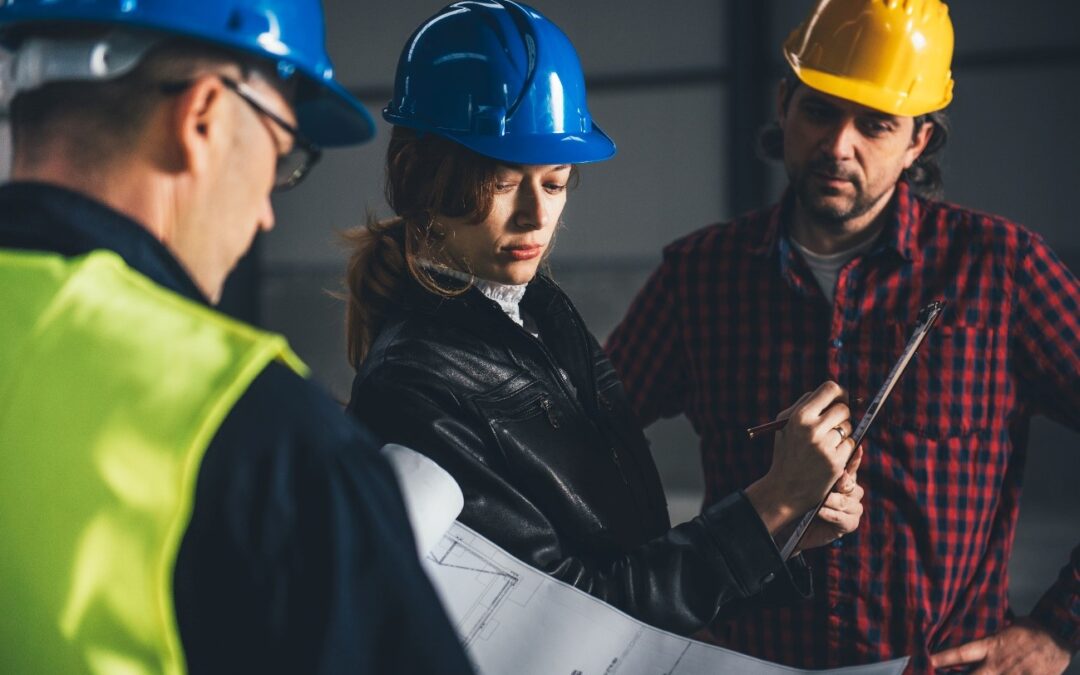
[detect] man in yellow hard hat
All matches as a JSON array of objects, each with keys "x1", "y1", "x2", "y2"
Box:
[
  {"x1": 607, "y1": 0, "x2": 1078, "y2": 672},
  {"x1": 0, "y1": 1, "x2": 474, "y2": 673}
]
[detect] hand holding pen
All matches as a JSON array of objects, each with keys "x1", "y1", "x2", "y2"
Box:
[
  {"x1": 741, "y1": 381, "x2": 863, "y2": 548},
  {"x1": 746, "y1": 302, "x2": 944, "y2": 557},
  {"x1": 747, "y1": 396, "x2": 864, "y2": 439}
]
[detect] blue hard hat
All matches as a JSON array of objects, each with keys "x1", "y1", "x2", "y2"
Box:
[
  {"x1": 385, "y1": 0, "x2": 615, "y2": 165},
  {"x1": 0, "y1": 0, "x2": 374, "y2": 147}
]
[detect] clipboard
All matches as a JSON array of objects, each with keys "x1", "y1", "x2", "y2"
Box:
[{"x1": 778, "y1": 300, "x2": 946, "y2": 560}]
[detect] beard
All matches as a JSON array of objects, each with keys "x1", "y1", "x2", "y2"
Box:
[{"x1": 790, "y1": 158, "x2": 884, "y2": 227}]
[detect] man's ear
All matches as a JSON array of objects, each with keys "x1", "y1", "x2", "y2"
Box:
[
  {"x1": 170, "y1": 75, "x2": 228, "y2": 178},
  {"x1": 902, "y1": 119, "x2": 935, "y2": 169}
]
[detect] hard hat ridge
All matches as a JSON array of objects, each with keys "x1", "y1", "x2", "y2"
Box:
[
  {"x1": 0, "y1": 0, "x2": 375, "y2": 147},
  {"x1": 783, "y1": 0, "x2": 955, "y2": 117},
  {"x1": 0, "y1": 30, "x2": 156, "y2": 110},
  {"x1": 384, "y1": 0, "x2": 615, "y2": 166}
]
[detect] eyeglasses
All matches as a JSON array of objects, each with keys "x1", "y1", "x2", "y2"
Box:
[{"x1": 160, "y1": 75, "x2": 322, "y2": 191}]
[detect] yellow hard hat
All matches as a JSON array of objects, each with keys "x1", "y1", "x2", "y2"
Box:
[{"x1": 783, "y1": 0, "x2": 955, "y2": 117}]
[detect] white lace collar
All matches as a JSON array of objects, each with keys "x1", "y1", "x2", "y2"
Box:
[{"x1": 420, "y1": 262, "x2": 529, "y2": 328}]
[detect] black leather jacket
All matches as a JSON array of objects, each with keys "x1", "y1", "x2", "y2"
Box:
[{"x1": 347, "y1": 272, "x2": 809, "y2": 635}]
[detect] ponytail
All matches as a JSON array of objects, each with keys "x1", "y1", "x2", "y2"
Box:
[
  {"x1": 344, "y1": 216, "x2": 415, "y2": 367},
  {"x1": 343, "y1": 127, "x2": 501, "y2": 367}
]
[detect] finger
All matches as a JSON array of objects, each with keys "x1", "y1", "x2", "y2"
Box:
[
  {"x1": 833, "y1": 511, "x2": 860, "y2": 534},
  {"x1": 797, "y1": 381, "x2": 848, "y2": 418},
  {"x1": 845, "y1": 446, "x2": 864, "y2": 473},
  {"x1": 833, "y1": 471, "x2": 857, "y2": 495},
  {"x1": 838, "y1": 437, "x2": 859, "y2": 463},
  {"x1": 816, "y1": 402, "x2": 852, "y2": 436},
  {"x1": 837, "y1": 476, "x2": 863, "y2": 500},
  {"x1": 822, "y1": 491, "x2": 848, "y2": 510},
  {"x1": 848, "y1": 483, "x2": 864, "y2": 503},
  {"x1": 832, "y1": 419, "x2": 854, "y2": 447},
  {"x1": 822, "y1": 490, "x2": 863, "y2": 517},
  {"x1": 821, "y1": 489, "x2": 863, "y2": 514},
  {"x1": 930, "y1": 639, "x2": 990, "y2": 667},
  {"x1": 816, "y1": 505, "x2": 860, "y2": 533},
  {"x1": 814, "y1": 505, "x2": 846, "y2": 527}
]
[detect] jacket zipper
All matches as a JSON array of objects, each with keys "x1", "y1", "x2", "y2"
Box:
[
  {"x1": 566, "y1": 309, "x2": 637, "y2": 490},
  {"x1": 506, "y1": 289, "x2": 636, "y2": 491},
  {"x1": 510, "y1": 323, "x2": 581, "y2": 416},
  {"x1": 513, "y1": 323, "x2": 632, "y2": 477},
  {"x1": 539, "y1": 398, "x2": 560, "y2": 429}
]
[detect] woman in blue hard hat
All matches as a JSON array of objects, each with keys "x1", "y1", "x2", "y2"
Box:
[{"x1": 345, "y1": 0, "x2": 864, "y2": 636}]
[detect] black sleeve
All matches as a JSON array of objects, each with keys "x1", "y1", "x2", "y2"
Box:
[
  {"x1": 173, "y1": 361, "x2": 474, "y2": 675},
  {"x1": 349, "y1": 363, "x2": 809, "y2": 636}
]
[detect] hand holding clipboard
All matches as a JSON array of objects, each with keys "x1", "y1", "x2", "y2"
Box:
[{"x1": 747, "y1": 300, "x2": 946, "y2": 560}]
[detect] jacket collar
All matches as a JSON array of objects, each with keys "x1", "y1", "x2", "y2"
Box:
[
  {"x1": 397, "y1": 268, "x2": 592, "y2": 388},
  {"x1": 0, "y1": 181, "x2": 209, "y2": 304},
  {"x1": 401, "y1": 266, "x2": 569, "y2": 326}
]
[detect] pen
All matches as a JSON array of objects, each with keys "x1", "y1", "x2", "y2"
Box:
[
  {"x1": 746, "y1": 397, "x2": 864, "y2": 440},
  {"x1": 746, "y1": 417, "x2": 788, "y2": 439}
]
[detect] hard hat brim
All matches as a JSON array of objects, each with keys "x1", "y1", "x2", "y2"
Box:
[
  {"x1": 386, "y1": 114, "x2": 617, "y2": 166},
  {"x1": 784, "y1": 51, "x2": 953, "y2": 118},
  {"x1": 790, "y1": 64, "x2": 953, "y2": 118},
  {"x1": 446, "y1": 127, "x2": 617, "y2": 165},
  {"x1": 296, "y1": 77, "x2": 375, "y2": 147}
]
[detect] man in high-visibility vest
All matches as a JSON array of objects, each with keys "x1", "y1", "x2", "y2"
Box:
[{"x1": 0, "y1": 1, "x2": 474, "y2": 673}]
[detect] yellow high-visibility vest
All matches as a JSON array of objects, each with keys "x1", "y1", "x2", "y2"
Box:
[{"x1": 0, "y1": 248, "x2": 306, "y2": 674}]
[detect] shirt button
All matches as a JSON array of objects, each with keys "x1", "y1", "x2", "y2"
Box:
[
  {"x1": 831, "y1": 338, "x2": 843, "y2": 349},
  {"x1": 832, "y1": 538, "x2": 844, "y2": 548},
  {"x1": 761, "y1": 572, "x2": 776, "y2": 585}
]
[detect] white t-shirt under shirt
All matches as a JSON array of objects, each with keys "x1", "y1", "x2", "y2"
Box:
[{"x1": 789, "y1": 234, "x2": 880, "y2": 304}]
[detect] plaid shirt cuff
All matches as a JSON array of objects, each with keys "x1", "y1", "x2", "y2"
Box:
[{"x1": 1030, "y1": 580, "x2": 1080, "y2": 653}]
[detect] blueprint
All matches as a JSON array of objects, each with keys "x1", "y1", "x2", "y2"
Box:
[
  {"x1": 424, "y1": 522, "x2": 908, "y2": 675},
  {"x1": 385, "y1": 443, "x2": 909, "y2": 675},
  {"x1": 381, "y1": 443, "x2": 463, "y2": 556}
]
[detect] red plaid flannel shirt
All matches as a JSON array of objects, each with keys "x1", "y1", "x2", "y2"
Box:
[{"x1": 606, "y1": 182, "x2": 1080, "y2": 672}]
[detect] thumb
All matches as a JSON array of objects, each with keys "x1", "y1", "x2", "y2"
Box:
[
  {"x1": 834, "y1": 471, "x2": 856, "y2": 494},
  {"x1": 930, "y1": 637, "x2": 991, "y2": 668},
  {"x1": 845, "y1": 445, "x2": 864, "y2": 474}
]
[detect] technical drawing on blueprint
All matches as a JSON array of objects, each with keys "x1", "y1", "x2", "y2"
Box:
[{"x1": 424, "y1": 522, "x2": 909, "y2": 675}]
